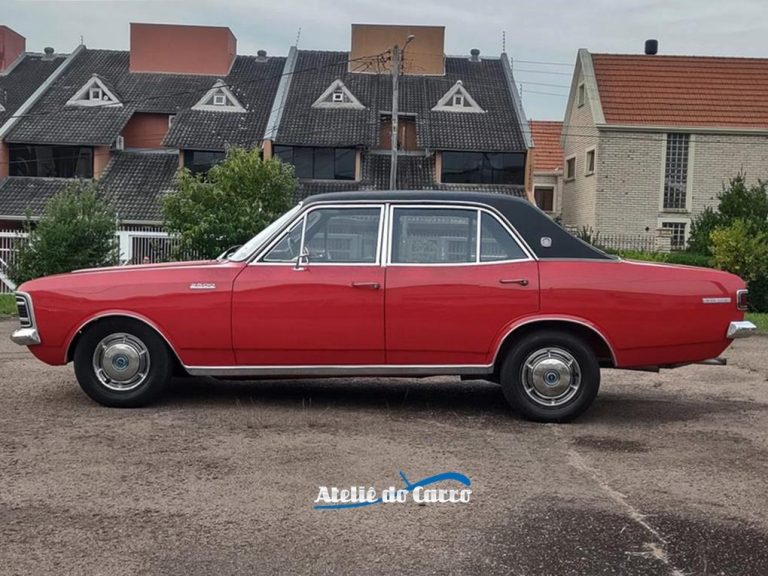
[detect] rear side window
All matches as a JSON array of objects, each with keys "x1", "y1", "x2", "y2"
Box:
[
  {"x1": 480, "y1": 212, "x2": 527, "y2": 262},
  {"x1": 391, "y1": 208, "x2": 477, "y2": 264}
]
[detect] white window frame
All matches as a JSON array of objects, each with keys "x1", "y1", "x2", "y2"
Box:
[
  {"x1": 386, "y1": 204, "x2": 533, "y2": 267},
  {"x1": 584, "y1": 146, "x2": 596, "y2": 176},
  {"x1": 577, "y1": 82, "x2": 586, "y2": 107},
  {"x1": 332, "y1": 90, "x2": 344, "y2": 103},
  {"x1": 658, "y1": 217, "x2": 691, "y2": 250},
  {"x1": 254, "y1": 204, "x2": 386, "y2": 266},
  {"x1": 89, "y1": 87, "x2": 103, "y2": 101},
  {"x1": 564, "y1": 154, "x2": 577, "y2": 181},
  {"x1": 452, "y1": 93, "x2": 465, "y2": 107},
  {"x1": 213, "y1": 93, "x2": 227, "y2": 106},
  {"x1": 659, "y1": 133, "x2": 694, "y2": 213}
]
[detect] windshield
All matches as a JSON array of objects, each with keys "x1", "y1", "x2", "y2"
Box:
[{"x1": 228, "y1": 204, "x2": 304, "y2": 262}]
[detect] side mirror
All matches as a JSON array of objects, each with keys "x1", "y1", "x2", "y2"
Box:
[{"x1": 294, "y1": 246, "x2": 310, "y2": 271}]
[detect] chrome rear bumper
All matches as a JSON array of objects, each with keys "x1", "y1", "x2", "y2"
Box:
[{"x1": 727, "y1": 321, "x2": 757, "y2": 339}]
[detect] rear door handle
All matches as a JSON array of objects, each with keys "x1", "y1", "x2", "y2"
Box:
[
  {"x1": 499, "y1": 278, "x2": 529, "y2": 286},
  {"x1": 351, "y1": 282, "x2": 381, "y2": 290}
]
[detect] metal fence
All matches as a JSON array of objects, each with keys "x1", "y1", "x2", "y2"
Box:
[
  {"x1": 595, "y1": 234, "x2": 657, "y2": 253},
  {"x1": 0, "y1": 228, "x2": 191, "y2": 294}
]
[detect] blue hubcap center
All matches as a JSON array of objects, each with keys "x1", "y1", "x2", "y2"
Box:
[{"x1": 113, "y1": 355, "x2": 129, "y2": 371}]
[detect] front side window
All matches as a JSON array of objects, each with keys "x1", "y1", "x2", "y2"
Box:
[
  {"x1": 8, "y1": 144, "x2": 93, "y2": 178},
  {"x1": 274, "y1": 146, "x2": 355, "y2": 180},
  {"x1": 263, "y1": 207, "x2": 381, "y2": 264},
  {"x1": 392, "y1": 208, "x2": 478, "y2": 264},
  {"x1": 441, "y1": 152, "x2": 525, "y2": 185},
  {"x1": 663, "y1": 133, "x2": 690, "y2": 210}
]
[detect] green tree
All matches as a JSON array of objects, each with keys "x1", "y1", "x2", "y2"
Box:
[
  {"x1": 162, "y1": 148, "x2": 296, "y2": 258},
  {"x1": 9, "y1": 181, "x2": 117, "y2": 285},
  {"x1": 688, "y1": 174, "x2": 768, "y2": 254}
]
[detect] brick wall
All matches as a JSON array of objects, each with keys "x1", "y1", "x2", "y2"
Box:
[
  {"x1": 595, "y1": 131, "x2": 768, "y2": 237},
  {"x1": 561, "y1": 66, "x2": 598, "y2": 229}
]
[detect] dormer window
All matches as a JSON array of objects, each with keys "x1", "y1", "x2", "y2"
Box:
[
  {"x1": 432, "y1": 81, "x2": 484, "y2": 113},
  {"x1": 192, "y1": 79, "x2": 246, "y2": 113},
  {"x1": 66, "y1": 74, "x2": 122, "y2": 108},
  {"x1": 312, "y1": 79, "x2": 365, "y2": 110}
]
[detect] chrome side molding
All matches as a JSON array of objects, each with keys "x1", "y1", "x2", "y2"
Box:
[{"x1": 727, "y1": 321, "x2": 757, "y2": 339}]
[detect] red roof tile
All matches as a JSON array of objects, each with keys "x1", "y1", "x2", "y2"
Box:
[
  {"x1": 591, "y1": 54, "x2": 768, "y2": 128},
  {"x1": 529, "y1": 120, "x2": 563, "y2": 172}
]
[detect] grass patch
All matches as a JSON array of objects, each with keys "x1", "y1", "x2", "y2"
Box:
[
  {"x1": 0, "y1": 294, "x2": 16, "y2": 316},
  {"x1": 747, "y1": 313, "x2": 768, "y2": 333}
]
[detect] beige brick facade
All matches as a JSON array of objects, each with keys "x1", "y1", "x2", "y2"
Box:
[{"x1": 561, "y1": 50, "x2": 768, "y2": 240}]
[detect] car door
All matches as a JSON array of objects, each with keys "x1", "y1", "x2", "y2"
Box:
[
  {"x1": 385, "y1": 205, "x2": 540, "y2": 366},
  {"x1": 232, "y1": 204, "x2": 386, "y2": 366}
]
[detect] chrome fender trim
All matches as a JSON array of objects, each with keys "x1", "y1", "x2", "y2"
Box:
[{"x1": 490, "y1": 316, "x2": 618, "y2": 367}]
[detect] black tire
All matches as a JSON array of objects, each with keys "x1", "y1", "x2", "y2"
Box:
[
  {"x1": 73, "y1": 319, "x2": 172, "y2": 408},
  {"x1": 500, "y1": 330, "x2": 600, "y2": 423}
]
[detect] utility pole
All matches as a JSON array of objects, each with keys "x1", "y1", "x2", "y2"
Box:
[
  {"x1": 389, "y1": 35, "x2": 414, "y2": 190},
  {"x1": 389, "y1": 44, "x2": 400, "y2": 190}
]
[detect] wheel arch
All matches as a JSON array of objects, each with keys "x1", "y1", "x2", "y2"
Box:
[
  {"x1": 492, "y1": 318, "x2": 617, "y2": 374},
  {"x1": 65, "y1": 312, "x2": 183, "y2": 369}
]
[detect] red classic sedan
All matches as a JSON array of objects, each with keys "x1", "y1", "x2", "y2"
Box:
[{"x1": 11, "y1": 191, "x2": 756, "y2": 422}]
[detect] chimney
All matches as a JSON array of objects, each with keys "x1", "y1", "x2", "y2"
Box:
[
  {"x1": 349, "y1": 24, "x2": 445, "y2": 75},
  {"x1": 0, "y1": 25, "x2": 26, "y2": 72},
  {"x1": 43, "y1": 47, "x2": 55, "y2": 60},
  {"x1": 129, "y1": 23, "x2": 236, "y2": 75},
  {"x1": 470, "y1": 48, "x2": 480, "y2": 62},
  {"x1": 644, "y1": 39, "x2": 659, "y2": 55},
  {"x1": 256, "y1": 49, "x2": 267, "y2": 62}
]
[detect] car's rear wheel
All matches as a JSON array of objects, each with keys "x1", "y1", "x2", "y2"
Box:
[
  {"x1": 500, "y1": 330, "x2": 600, "y2": 422},
  {"x1": 73, "y1": 319, "x2": 172, "y2": 407}
]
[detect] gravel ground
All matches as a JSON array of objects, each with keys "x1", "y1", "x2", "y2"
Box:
[{"x1": 1, "y1": 318, "x2": 767, "y2": 575}]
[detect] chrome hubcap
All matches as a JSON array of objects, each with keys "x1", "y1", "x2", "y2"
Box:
[
  {"x1": 92, "y1": 333, "x2": 150, "y2": 392},
  {"x1": 521, "y1": 347, "x2": 581, "y2": 407}
]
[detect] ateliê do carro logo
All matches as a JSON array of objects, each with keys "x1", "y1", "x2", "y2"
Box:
[{"x1": 313, "y1": 471, "x2": 472, "y2": 510}]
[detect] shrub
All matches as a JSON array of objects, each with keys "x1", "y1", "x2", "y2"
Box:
[
  {"x1": 162, "y1": 148, "x2": 296, "y2": 259},
  {"x1": 616, "y1": 250, "x2": 712, "y2": 268},
  {"x1": 9, "y1": 181, "x2": 117, "y2": 285},
  {"x1": 689, "y1": 174, "x2": 768, "y2": 254},
  {"x1": 711, "y1": 220, "x2": 768, "y2": 311}
]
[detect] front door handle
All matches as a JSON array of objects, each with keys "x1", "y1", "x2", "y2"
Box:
[
  {"x1": 351, "y1": 282, "x2": 381, "y2": 290},
  {"x1": 499, "y1": 278, "x2": 529, "y2": 286}
]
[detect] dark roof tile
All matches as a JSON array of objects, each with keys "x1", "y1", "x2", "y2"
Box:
[{"x1": 0, "y1": 53, "x2": 67, "y2": 125}]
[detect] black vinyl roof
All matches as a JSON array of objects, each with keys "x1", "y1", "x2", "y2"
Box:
[{"x1": 303, "y1": 190, "x2": 612, "y2": 260}]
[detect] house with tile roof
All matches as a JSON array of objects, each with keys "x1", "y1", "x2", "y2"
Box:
[
  {"x1": 264, "y1": 24, "x2": 532, "y2": 202},
  {"x1": 529, "y1": 120, "x2": 563, "y2": 217},
  {"x1": 0, "y1": 23, "x2": 284, "y2": 227},
  {"x1": 561, "y1": 43, "x2": 768, "y2": 249},
  {"x1": 0, "y1": 22, "x2": 533, "y2": 236}
]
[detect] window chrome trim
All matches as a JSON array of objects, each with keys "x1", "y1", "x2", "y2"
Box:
[
  {"x1": 184, "y1": 363, "x2": 494, "y2": 378},
  {"x1": 10, "y1": 291, "x2": 40, "y2": 346},
  {"x1": 251, "y1": 203, "x2": 386, "y2": 266},
  {"x1": 386, "y1": 203, "x2": 535, "y2": 266}
]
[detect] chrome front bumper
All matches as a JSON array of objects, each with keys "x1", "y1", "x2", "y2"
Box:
[
  {"x1": 11, "y1": 327, "x2": 40, "y2": 346},
  {"x1": 727, "y1": 321, "x2": 757, "y2": 339}
]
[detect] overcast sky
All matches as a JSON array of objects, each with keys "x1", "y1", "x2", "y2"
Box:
[{"x1": 4, "y1": 0, "x2": 768, "y2": 120}]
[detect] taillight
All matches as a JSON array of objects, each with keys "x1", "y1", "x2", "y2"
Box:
[{"x1": 736, "y1": 289, "x2": 749, "y2": 311}]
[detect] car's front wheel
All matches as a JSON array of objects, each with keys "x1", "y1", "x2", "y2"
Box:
[
  {"x1": 73, "y1": 319, "x2": 172, "y2": 407},
  {"x1": 500, "y1": 330, "x2": 600, "y2": 422}
]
